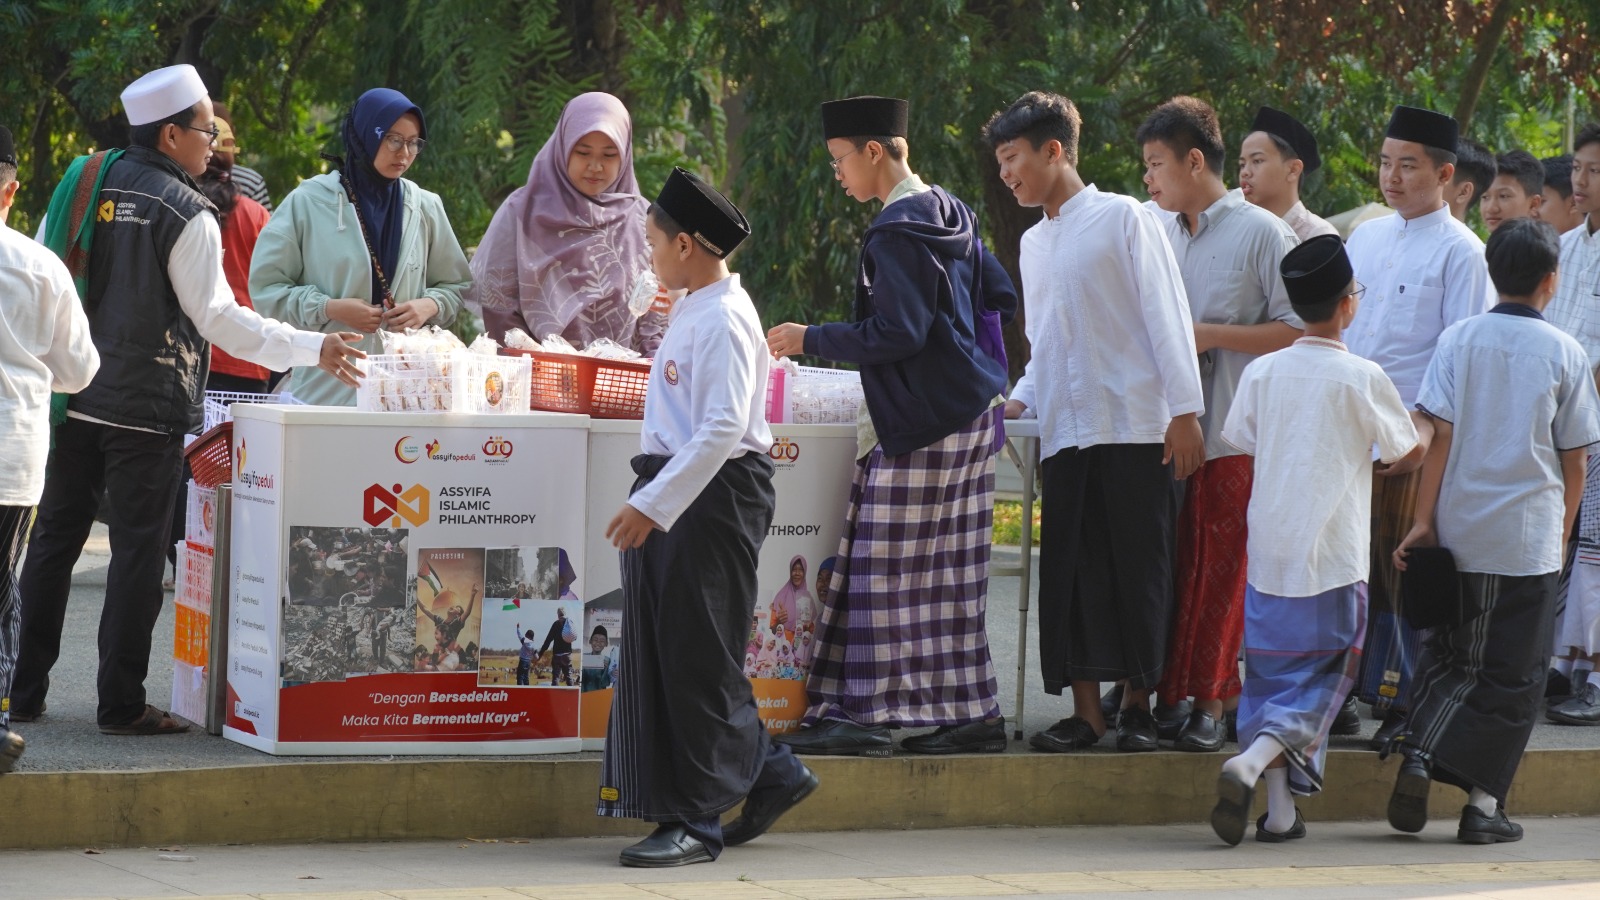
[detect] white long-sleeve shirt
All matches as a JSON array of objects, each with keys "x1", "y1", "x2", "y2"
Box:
[
  {"x1": 1344, "y1": 202, "x2": 1494, "y2": 406},
  {"x1": 64, "y1": 211, "x2": 324, "y2": 432},
  {"x1": 0, "y1": 220, "x2": 100, "y2": 504},
  {"x1": 1009, "y1": 185, "x2": 1204, "y2": 458},
  {"x1": 1544, "y1": 217, "x2": 1600, "y2": 369},
  {"x1": 628, "y1": 273, "x2": 772, "y2": 530}
]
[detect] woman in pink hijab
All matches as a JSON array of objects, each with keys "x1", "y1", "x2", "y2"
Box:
[
  {"x1": 769, "y1": 556, "x2": 814, "y2": 644},
  {"x1": 471, "y1": 92, "x2": 665, "y2": 352}
]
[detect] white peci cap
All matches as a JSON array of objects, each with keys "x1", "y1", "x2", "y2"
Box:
[{"x1": 121, "y1": 64, "x2": 208, "y2": 126}]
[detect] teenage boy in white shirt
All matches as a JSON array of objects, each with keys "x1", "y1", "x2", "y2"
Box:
[
  {"x1": 1210, "y1": 235, "x2": 1420, "y2": 846},
  {"x1": 985, "y1": 90, "x2": 1205, "y2": 754}
]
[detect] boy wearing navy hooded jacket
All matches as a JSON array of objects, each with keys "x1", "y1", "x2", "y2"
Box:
[{"x1": 768, "y1": 96, "x2": 1018, "y2": 757}]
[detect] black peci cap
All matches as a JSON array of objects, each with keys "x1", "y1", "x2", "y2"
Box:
[
  {"x1": 821, "y1": 96, "x2": 909, "y2": 140},
  {"x1": 1250, "y1": 106, "x2": 1321, "y2": 174},
  {"x1": 1386, "y1": 105, "x2": 1459, "y2": 154},
  {"x1": 0, "y1": 126, "x2": 15, "y2": 165},
  {"x1": 654, "y1": 167, "x2": 750, "y2": 258},
  {"x1": 1280, "y1": 234, "x2": 1354, "y2": 307}
]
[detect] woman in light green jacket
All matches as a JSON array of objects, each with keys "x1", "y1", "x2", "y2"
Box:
[{"x1": 251, "y1": 88, "x2": 470, "y2": 406}]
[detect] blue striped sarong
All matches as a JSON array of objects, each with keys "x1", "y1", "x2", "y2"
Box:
[{"x1": 1238, "y1": 582, "x2": 1366, "y2": 796}]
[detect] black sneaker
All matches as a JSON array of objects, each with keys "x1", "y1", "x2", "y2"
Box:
[
  {"x1": 1330, "y1": 695, "x2": 1362, "y2": 736},
  {"x1": 1457, "y1": 804, "x2": 1523, "y2": 844},
  {"x1": 1547, "y1": 681, "x2": 1600, "y2": 725},
  {"x1": 773, "y1": 719, "x2": 893, "y2": 757},
  {"x1": 901, "y1": 719, "x2": 1007, "y2": 754}
]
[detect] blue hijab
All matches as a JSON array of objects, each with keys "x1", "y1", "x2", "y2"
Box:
[{"x1": 341, "y1": 88, "x2": 423, "y2": 305}]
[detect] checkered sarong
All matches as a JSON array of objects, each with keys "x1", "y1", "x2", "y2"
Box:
[{"x1": 800, "y1": 408, "x2": 1003, "y2": 727}]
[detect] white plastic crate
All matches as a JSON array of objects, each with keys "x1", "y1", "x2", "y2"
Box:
[
  {"x1": 185, "y1": 482, "x2": 217, "y2": 549},
  {"x1": 768, "y1": 365, "x2": 864, "y2": 425},
  {"x1": 452, "y1": 353, "x2": 533, "y2": 414},
  {"x1": 203, "y1": 390, "x2": 298, "y2": 432}
]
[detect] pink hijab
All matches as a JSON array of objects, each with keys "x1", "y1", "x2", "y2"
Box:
[{"x1": 472, "y1": 92, "x2": 664, "y2": 352}]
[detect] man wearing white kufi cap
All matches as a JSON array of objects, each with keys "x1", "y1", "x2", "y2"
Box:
[{"x1": 11, "y1": 64, "x2": 367, "y2": 736}]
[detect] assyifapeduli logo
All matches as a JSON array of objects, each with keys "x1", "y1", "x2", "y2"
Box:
[
  {"x1": 234, "y1": 439, "x2": 276, "y2": 490},
  {"x1": 363, "y1": 483, "x2": 430, "y2": 528}
]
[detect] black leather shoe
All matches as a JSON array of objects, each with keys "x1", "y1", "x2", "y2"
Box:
[
  {"x1": 1173, "y1": 709, "x2": 1225, "y2": 752},
  {"x1": 1457, "y1": 804, "x2": 1523, "y2": 844},
  {"x1": 773, "y1": 719, "x2": 893, "y2": 757},
  {"x1": 1255, "y1": 808, "x2": 1306, "y2": 842},
  {"x1": 1029, "y1": 716, "x2": 1102, "y2": 753},
  {"x1": 1330, "y1": 695, "x2": 1362, "y2": 736},
  {"x1": 1545, "y1": 668, "x2": 1573, "y2": 707},
  {"x1": 619, "y1": 823, "x2": 713, "y2": 868},
  {"x1": 902, "y1": 719, "x2": 1007, "y2": 755},
  {"x1": 7, "y1": 704, "x2": 43, "y2": 724},
  {"x1": 1370, "y1": 709, "x2": 1408, "y2": 751},
  {"x1": 0, "y1": 726, "x2": 22, "y2": 776},
  {"x1": 1210, "y1": 770, "x2": 1254, "y2": 846},
  {"x1": 1387, "y1": 754, "x2": 1430, "y2": 834},
  {"x1": 1547, "y1": 681, "x2": 1600, "y2": 725},
  {"x1": 1098, "y1": 683, "x2": 1125, "y2": 721},
  {"x1": 1116, "y1": 707, "x2": 1159, "y2": 752},
  {"x1": 723, "y1": 764, "x2": 818, "y2": 846},
  {"x1": 1154, "y1": 700, "x2": 1193, "y2": 742}
]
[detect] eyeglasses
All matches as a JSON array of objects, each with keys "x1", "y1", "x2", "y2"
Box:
[
  {"x1": 180, "y1": 123, "x2": 220, "y2": 145},
  {"x1": 828, "y1": 148, "x2": 859, "y2": 172},
  {"x1": 1350, "y1": 282, "x2": 1368, "y2": 301},
  {"x1": 381, "y1": 133, "x2": 428, "y2": 156}
]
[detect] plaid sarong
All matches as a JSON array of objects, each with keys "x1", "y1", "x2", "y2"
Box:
[
  {"x1": 801, "y1": 408, "x2": 1003, "y2": 727},
  {"x1": 1237, "y1": 581, "x2": 1366, "y2": 796}
]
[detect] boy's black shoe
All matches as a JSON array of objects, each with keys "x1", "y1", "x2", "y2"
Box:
[
  {"x1": 0, "y1": 726, "x2": 23, "y2": 775},
  {"x1": 773, "y1": 719, "x2": 892, "y2": 757},
  {"x1": 1172, "y1": 710, "x2": 1225, "y2": 752},
  {"x1": 1545, "y1": 667, "x2": 1573, "y2": 707},
  {"x1": 1029, "y1": 716, "x2": 1101, "y2": 753},
  {"x1": 1255, "y1": 808, "x2": 1306, "y2": 842},
  {"x1": 1457, "y1": 804, "x2": 1522, "y2": 844},
  {"x1": 1547, "y1": 681, "x2": 1600, "y2": 725},
  {"x1": 619, "y1": 823, "x2": 713, "y2": 868},
  {"x1": 1370, "y1": 709, "x2": 1409, "y2": 751},
  {"x1": 1330, "y1": 695, "x2": 1362, "y2": 735},
  {"x1": 723, "y1": 764, "x2": 818, "y2": 846},
  {"x1": 1099, "y1": 683, "x2": 1124, "y2": 721},
  {"x1": 901, "y1": 719, "x2": 1006, "y2": 755},
  {"x1": 1115, "y1": 707, "x2": 1159, "y2": 752},
  {"x1": 1387, "y1": 754, "x2": 1431, "y2": 833},
  {"x1": 1210, "y1": 770, "x2": 1254, "y2": 846},
  {"x1": 1154, "y1": 700, "x2": 1192, "y2": 742}
]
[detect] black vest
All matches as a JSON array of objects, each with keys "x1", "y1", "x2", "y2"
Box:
[{"x1": 70, "y1": 147, "x2": 214, "y2": 434}]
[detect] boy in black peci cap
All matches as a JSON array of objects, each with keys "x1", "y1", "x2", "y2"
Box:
[
  {"x1": 1209, "y1": 235, "x2": 1420, "y2": 845},
  {"x1": 597, "y1": 167, "x2": 816, "y2": 867},
  {"x1": 766, "y1": 96, "x2": 1019, "y2": 758}
]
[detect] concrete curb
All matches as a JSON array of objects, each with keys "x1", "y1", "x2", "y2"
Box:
[{"x1": 5, "y1": 748, "x2": 1599, "y2": 850}]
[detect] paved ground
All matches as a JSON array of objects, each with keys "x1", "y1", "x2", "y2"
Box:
[
  {"x1": 10, "y1": 526, "x2": 1600, "y2": 772},
  {"x1": 5, "y1": 818, "x2": 1600, "y2": 899}
]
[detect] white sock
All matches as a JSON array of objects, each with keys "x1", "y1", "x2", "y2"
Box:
[
  {"x1": 1554, "y1": 656, "x2": 1575, "y2": 676},
  {"x1": 1222, "y1": 733, "x2": 1284, "y2": 785},
  {"x1": 1468, "y1": 787, "x2": 1498, "y2": 815},
  {"x1": 1263, "y1": 767, "x2": 1296, "y2": 832},
  {"x1": 1587, "y1": 670, "x2": 1600, "y2": 691}
]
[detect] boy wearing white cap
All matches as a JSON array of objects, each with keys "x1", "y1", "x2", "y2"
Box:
[{"x1": 12, "y1": 65, "x2": 365, "y2": 736}]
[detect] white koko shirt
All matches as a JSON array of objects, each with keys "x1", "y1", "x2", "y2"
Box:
[
  {"x1": 629, "y1": 273, "x2": 772, "y2": 530},
  {"x1": 1009, "y1": 185, "x2": 1204, "y2": 459}
]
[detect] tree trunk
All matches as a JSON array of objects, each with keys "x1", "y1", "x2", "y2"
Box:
[{"x1": 1453, "y1": 0, "x2": 1514, "y2": 131}]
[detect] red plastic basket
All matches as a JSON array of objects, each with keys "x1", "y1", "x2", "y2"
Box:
[
  {"x1": 501, "y1": 348, "x2": 650, "y2": 419},
  {"x1": 184, "y1": 421, "x2": 234, "y2": 488}
]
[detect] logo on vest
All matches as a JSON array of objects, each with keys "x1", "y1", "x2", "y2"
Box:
[
  {"x1": 97, "y1": 200, "x2": 115, "y2": 223},
  {"x1": 363, "y1": 483, "x2": 430, "y2": 528},
  {"x1": 599, "y1": 786, "x2": 620, "y2": 802}
]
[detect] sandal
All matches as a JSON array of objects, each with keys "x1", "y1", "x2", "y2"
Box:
[{"x1": 99, "y1": 705, "x2": 190, "y2": 736}]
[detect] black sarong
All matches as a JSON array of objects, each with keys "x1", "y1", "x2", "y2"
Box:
[
  {"x1": 1405, "y1": 571, "x2": 1558, "y2": 802},
  {"x1": 597, "y1": 452, "x2": 776, "y2": 822}
]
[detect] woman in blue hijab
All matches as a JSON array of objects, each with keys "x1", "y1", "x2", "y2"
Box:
[{"x1": 251, "y1": 88, "x2": 472, "y2": 406}]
